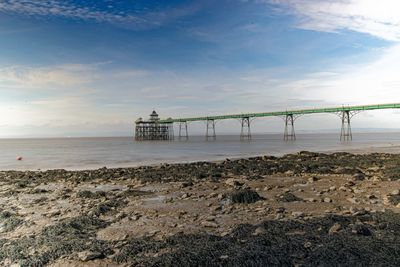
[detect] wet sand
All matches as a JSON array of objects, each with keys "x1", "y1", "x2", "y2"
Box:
[{"x1": 0, "y1": 151, "x2": 400, "y2": 266}]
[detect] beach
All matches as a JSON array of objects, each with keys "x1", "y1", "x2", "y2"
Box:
[{"x1": 0, "y1": 151, "x2": 399, "y2": 266}]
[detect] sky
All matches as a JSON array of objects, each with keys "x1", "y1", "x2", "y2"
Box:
[{"x1": 1, "y1": 0, "x2": 400, "y2": 137}]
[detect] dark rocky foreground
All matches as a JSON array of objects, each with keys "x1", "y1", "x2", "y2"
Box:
[{"x1": 0, "y1": 151, "x2": 400, "y2": 266}]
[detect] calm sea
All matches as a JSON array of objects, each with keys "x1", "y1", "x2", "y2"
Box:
[{"x1": 1, "y1": 133, "x2": 400, "y2": 171}]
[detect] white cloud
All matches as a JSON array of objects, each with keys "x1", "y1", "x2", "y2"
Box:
[
  {"x1": 0, "y1": 0, "x2": 143, "y2": 25},
  {"x1": 0, "y1": 0, "x2": 202, "y2": 30},
  {"x1": 268, "y1": 0, "x2": 400, "y2": 41},
  {"x1": 0, "y1": 64, "x2": 94, "y2": 90}
]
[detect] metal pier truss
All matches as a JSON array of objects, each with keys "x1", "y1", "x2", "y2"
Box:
[{"x1": 155, "y1": 103, "x2": 400, "y2": 141}]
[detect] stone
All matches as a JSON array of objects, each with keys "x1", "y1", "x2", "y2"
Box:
[
  {"x1": 347, "y1": 197, "x2": 358, "y2": 204},
  {"x1": 390, "y1": 189, "x2": 400, "y2": 196},
  {"x1": 180, "y1": 181, "x2": 193, "y2": 188},
  {"x1": 303, "y1": 241, "x2": 312, "y2": 248},
  {"x1": 323, "y1": 197, "x2": 332, "y2": 203},
  {"x1": 201, "y1": 221, "x2": 218, "y2": 228},
  {"x1": 253, "y1": 226, "x2": 267, "y2": 236},
  {"x1": 205, "y1": 216, "x2": 216, "y2": 221},
  {"x1": 225, "y1": 178, "x2": 244, "y2": 187},
  {"x1": 328, "y1": 223, "x2": 342, "y2": 234},
  {"x1": 263, "y1": 185, "x2": 272, "y2": 191},
  {"x1": 305, "y1": 198, "x2": 317, "y2": 203},
  {"x1": 308, "y1": 176, "x2": 319, "y2": 183},
  {"x1": 352, "y1": 173, "x2": 365, "y2": 181},
  {"x1": 292, "y1": 211, "x2": 304, "y2": 218},
  {"x1": 339, "y1": 186, "x2": 347, "y2": 192},
  {"x1": 78, "y1": 251, "x2": 103, "y2": 261}
]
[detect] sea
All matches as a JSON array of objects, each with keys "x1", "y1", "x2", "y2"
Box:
[{"x1": 1, "y1": 132, "x2": 400, "y2": 171}]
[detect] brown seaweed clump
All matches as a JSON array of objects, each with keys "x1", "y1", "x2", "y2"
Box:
[{"x1": 230, "y1": 189, "x2": 263, "y2": 203}]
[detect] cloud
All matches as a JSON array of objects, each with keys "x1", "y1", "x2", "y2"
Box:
[
  {"x1": 0, "y1": 0, "x2": 202, "y2": 30},
  {"x1": 264, "y1": 44, "x2": 400, "y2": 106},
  {"x1": 266, "y1": 0, "x2": 400, "y2": 41},
  {"x1": 0, "y1": 64, "x2": 94, "y2": 90}
]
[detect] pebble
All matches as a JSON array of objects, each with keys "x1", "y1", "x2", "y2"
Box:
[
  {"x1": 328, "y1": 223, "x2": 342, "y2": 234},
  {"x1": 201, "y1": 221, "x2": 218, "y2": 228},
  {"x1": 253, "y1": 226, "x2": 267, "y2": 236},
  {"x1": 347, "y1": 197, "x2": 358, "y2": 204},
  {"x1": 78, "y1": 251, "x2": 102, "y2": 262},
  {"x1": 352, "y1": 173, "x2": 365, "y2": 181},
  {"x1": 390, "y1": 189, "x2": 400, "y2": 196},
  {"x1": 323, "y1": 197, "x2": 332, "y2": 203},
  {"x1": 292, "y1": 211, "x2": 304, "y2": 218}
]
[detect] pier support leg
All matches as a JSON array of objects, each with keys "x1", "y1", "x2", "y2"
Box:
[
  {"x1": 340, "y1": 110, "x2": 352, "y2": 141},
  {"x1": 206, "y1": 119, "x2": 216, "y2": 140},
  {"x1": 284, "y1": 114, "x2": 296, "y2": 141},
  {"x1": 178, "y1": 121, "x2": 189, "y2": 140},
  {"x1": 240, "y1": 117, "x2": 251, "y2": 140}
]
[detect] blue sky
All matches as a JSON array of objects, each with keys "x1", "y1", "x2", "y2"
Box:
[{"x1": 1, "y1": 0, "x2": 400, "y2": 137}]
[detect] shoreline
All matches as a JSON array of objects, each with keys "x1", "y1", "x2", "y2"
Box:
[
  {"x1": 3, "y1": 142, "x2": 400, "y2": 172},
  {"x1": 0, "y1": 151, "x2": 399, "y2": 266}
]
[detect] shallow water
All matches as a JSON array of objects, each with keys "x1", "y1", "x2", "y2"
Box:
[{"x1": 0, "y1": 132, "x2": 400, "y2": 170}]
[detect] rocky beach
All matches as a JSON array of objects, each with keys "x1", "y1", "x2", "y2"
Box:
[{"x1": 1, "y1": 151, "x2": 400, "y2": 266}]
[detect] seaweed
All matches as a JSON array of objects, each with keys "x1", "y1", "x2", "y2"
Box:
[
  {"x1": 229, "y1": 189, "x2": 263, "y2": 204},
  {"x1": 0, "y1": 211, "x2": 23, "y2": 232},
  {"x1": 77, "y1": 190, "x2": 107, "y2": 198},
  {"x1": 113, "y1": 212, "x2": 400, "y2": 267},
  {"x1": 0, "y1": 215, "x2": 111, "y2": 267},
  {"x1": 92, "y1": 199, "x2": 125, "y2": 216}
]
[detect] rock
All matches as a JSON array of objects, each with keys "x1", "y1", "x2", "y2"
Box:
[
  {"x1": 275, "y1": 207, "x2": 285, "y2": 213},
  {"x1": 351, "y1": 224, "x2": 372, "y2": 236},
  {"x1": 220, "y1": 255, "x2": 229, "y2": 260},
  {"x1": 329, "y1": 186, "x2": 336, "y2": 191},
  {"x1": 276, "y1": 192, "x2": 302, "y2": 202},
  {"x1": 328, "y1": 223, "x2": 342, "y2": 234},
  {"x1": 225, "y1": 178, "x2": 244, "y2": 187},
  {"x1": 205, "y1": 216, "x2": 216, "y2": 221},
  {"x1": 370, "y1": 199, "x2": 378, "y2": 204},
  {"x1": 253, "y1": 226, "x2": 267, "y2": 236},
  {"x1": 292, "y1": 211, "x2": 304, "y2": 218},
  {"x1": 352, "y1": 173, "x2": 365, "y2": 181},
  {"x1": 347, "y1": 197, "x2": 358, "y2": 204},
  {"x1": 181, "y1": 193, "x2": 191, "y2": 199},
  {"x1": 180, "y1": 181, "x2": 193, "y2": 188},
  {"x1": 285, "y1": 170, "x2": 295, "y2": 175},
  {"x1": 323, "y1": 197, "x2": 332, "y2": 203},
  {"x1": 308, "y1": 176, "x2": 319, "y2": 183},
  {"x1": 390, "y1": 189, "x2": 400, "y2": 196},
  {"x1": 263, "y1": 185, "x2": 272, "y2": 191},
  {"x1": 208, "y1": 192, "x2": 218, "y2": 198},
  {"x1": 201, "y1": 221, "x2": 218, "y2": 228},
  {"x1": 305, "y1": 198, "x2": 317, "y2": 202},
  {"x1": 78, "y1": 251, "x2": 103, "y2": 261}
]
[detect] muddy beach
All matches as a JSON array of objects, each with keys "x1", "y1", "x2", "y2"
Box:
[{"x1": 0, "y1": 151, "x2": 400, "y2": 266}]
